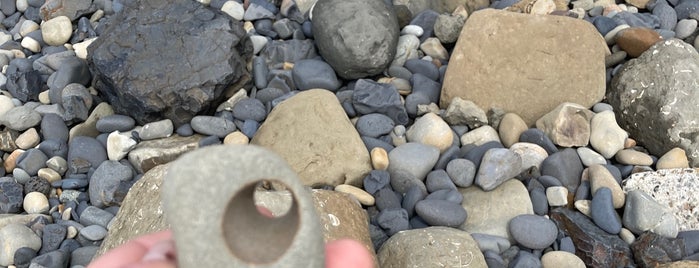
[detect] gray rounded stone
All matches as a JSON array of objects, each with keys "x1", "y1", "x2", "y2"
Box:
[
  {"x1": 138, "y1": 119, "x2": 174, "y2": 140},
  {"x1": 95, "y1": 114, "x2": 136, "y2": 133},
  {"x1": 1, "y1": 105, "x2": 41, "y2": 131},
  {"x1": 231, "y1": 98, "x2": 267, "y2": 122},
  {"x1": 291, "y1": 59, "x2": 341, "y2": 91},
  {"x1": 415, "y1": 199, "x2": 467, "y2": 227},
  {"x1": 445, "y1": 158, "x2": 476, "y2": 188},
  {"x1": 475, "y1": 148, "x2": 522, "y2": 191},
  {"x1": 0, "y1": 223, "x2": 41, "y2": 266},
  {"x1": 190, "y1": 116, "x2": 237, "y2": 138},
  {"x1": 591, "y1": 187, "x2": 622, "y2": 234},
  {"x1": 378, "y1": 227, "x2": 487, "y2": 267},
  {"x1": 355, "y1": 113, "x2": 395, "y2": 138},
  {"x1": 508, "y1": 214, "x2": 558, "y2": 249},
  {"x1": 388, "y1": 142, "x2": 440, "y2": 193},
  {"x1": 79, "y1": 225, "x2": 108, "y2": 241}
]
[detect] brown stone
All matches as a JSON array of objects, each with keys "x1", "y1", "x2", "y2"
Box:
[
  {"x1": 441, "y1": 9, "x2": 609, "y2": 126},
  {"x1": 631, "y1": 232, "x2": 686, "y2": 267},
  {"x1": 550, "y1": 208, "x2": 635, "y2": 267},
  {"x1": 657, "y1": 261, "x2": 699, "y2": 268},
  {"x1": 616, "y1": 27, "x2": 662, "y2": 58},
  {"x1": 127, "y1": 135, "x2": 203, "y2": 174},
  {"x1": 625, "y1": 0, "x2": 650, "y2": 9},
  {"x1": 4, "y1": 149, "x2": 24, "y2": 173},
  {"x1": 251, "y1": 89, "x2": 371, "y2": 187},
  {"x1": 535, "y1": 102, "x2": 594, "y2": 147},
  {"x1": 96, "y1": 164, "x2": 169, "y2": 258}
]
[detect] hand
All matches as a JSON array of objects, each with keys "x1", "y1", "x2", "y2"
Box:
[{"x1": 89, "y1": 207, "x2": 373, "y2": 268}]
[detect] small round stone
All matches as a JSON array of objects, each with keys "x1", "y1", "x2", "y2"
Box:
[
  {"x1": 574, "y1": 199, "x2": 592, "y2": 217},
  {"x1": 335, "y1": 184, "x2": 375, "y2": 206},
  {"x1": 656, "y1": 147, "x2": 689, "y2": 169},
  {"x1": 41, "y1": 16, "x2": 73, "y2": 46},
  {"x1": 67, "y1": 226, "x2": 78, "y2": 239},
  {"x1": 223, "y1": 131, "x2": 249, "y2": 145},
  {"x1": 406, "y1": 113, "x2": 453, "y2": 152},
  {"x1": 15, "y1": 128, "x2": 40, "y2": 149},
  {"x1": 615, "y1": 27, "x2": 662, "y2": 57},
  {"x1": 509, "y1": 214, "x2": 558, "y2": 249},
  {"x1": 356, "y1": 113, "x2": 395, "y2": 138},
  {"x1": 498, "y1": 113, "x2": 528, "y2": 148},
  {"x1": 546, "y1": 186, "x2": 569, "y2": 207},
  {"x1": 221, "y1": 1, "x2": 244, "y2": 20},
  {"x1": 619, "y1": 228, "x2": 636, "y2": 244},
  {"x1": 37, "y1": 168, "x2": 61, "y2": 183},
  {"x1": 445, "y1": 158, "x2": 476, "y2": 188},
  {"x1": 400, "y1": 25, "x2": 424, "y2": 36},
  {"x1": 415, "y1": 199, "x2": 467, "y2": 227},
  {"x1": 675, "y1": 19, "x2": 698, "y2": 39},
  {"x1": 96, "y1": 115, "x2": 136, "y2": 133},
  {"x1": 615, "y1": 149, "x2": 654, "y2": 166},
  {"x1": 577, "y1": 147, "x2": 607, "y2": 166},
  {"x1": 541, "y1": 251, "x2": 585, "y2": 268},
  {"x1": 23, "y1": 192, "x2": 49, "y2": 214},
  {"x1": 80, "y1": 225, "x2": 108, "y2": 241},
  {"x1": 232, "y1": 98, "x2": 266, "y2": 122},
  {"x1": 138, "y1": 119, "x2": 173, "y2": 140},
  {"x1": 0, "y1": 224, "x2": 41, "y2": 266},
  {"x1": 190, "y1": 116, "x2": 236, "y2": 138},
  {"x1": 370, "y1": 147, "x2": 389, "y2": 170}
]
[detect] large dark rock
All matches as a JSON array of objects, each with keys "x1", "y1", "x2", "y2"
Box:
[
  {"x1": 631, "y1": 232, "x2": 687, "y2": 267},
  {"x1": 609, "y1": 39, "x2": 699, "y2": 167},
  {"x1": 550, "y1": 208, "x2": 635, "y2": 267},
  {"x1": 88, "y1": 0, "x2": 252, "y2": 126},
  {"x1": 311, "y1": 0, "x2": 399, "y2": 79}
]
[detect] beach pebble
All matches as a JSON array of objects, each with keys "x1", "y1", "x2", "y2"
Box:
[
  {"x1": 498, "y1": 113, "x2": 528, "y2": 148},
  {"x1": 541, "y1": 251, "x2": 586, "y2": 268},
  {"x1": 509, "y1": 214, "x2": 558, "y2": 249},
  {"x1": 41, "y1": 16, "x2": 72, "y2": 46},
  {"x1": 519, "y1": 128, "x2": 558, "y2": 155},
  {"x1": 616, "y1": 27, "x2": 662, "y2": 57},
  {"x1": 419, "y1": 37, "x2": 449, "y2": 60},
  {"x1": 88, "y1": 161, "x2": 133, "y2": 208},
  {"x1": 370, "y1": 147, "x2": 389, "y2": 170},
  {"x1": 292, "y1": 59, "x2": 341, "y2": 91},
  {"x1": 577, "y1": 147, "x2": 607, "y2": 166},
  {"x1": 37, "y1": 168, "x2": 61, "y2": 183},
  {"x1": 540, "y1": 148, "x2": 584, "y2": 193},
  {"x1": 530, "y1": 188, "x2": 549, "y2": 215},
  {"x1": 471, "y1": 233, "x2": 511, "y2": 253},
  {"x1": 392, "y1": 34, "x2": 420, "y2": 67},
  {"x1": 415, "y1": 199, "x2": 467, "y2": 227},
  {"x1": 509, "y1": 142, "x2": 548, "y2": 170},
  {"x1": 535, "y1": 102, "x2": 593, "y2": 147},
  {"x1": 1, "y1": 105, "x2": 41, "y2": 131},
  {"x1": 232, "y1": 98, "x2": 266, "y2": 122},
  {"x1": 223, "y1": 131, "x2": 249, "y2": 145},
  {"x1": 363, "y1": 170, "x2": 390, "y2": 195},
  {"x1": 22, "y1": 191, "x2": 49, "y2": 214},
  {"x1": 401, "y1": 25, "x2": 424, "y2": 36},
  {"x1": 434, "y1": 14, "x2": 464, "y2": 43},
  {"x1": 510, "y1": 251, "x2": 542, "y2": 267},
  {"x1": 615, "y1": 149, "x2": 653, "y2": 166},
  {"x1": 79, "y1": 225, "x2": 108, "y2": 241},
  {"x1": 17, "y1": 148, "x2": 48, "y2": 176},
  {"x1": 656, "y1": 147, "x2": 689, "y2": 169},
  {"x1": 335, "y1": 184, "x2": 375, "y2": 206},
  {"x1": 406, "y1": 113, "x2": 453, "y2": 152},
  {"x1": 591, "y1": 187, "x2": 622, "y2": 234},
  {"x1": 375, "y1": 187, "x2": 402, "y2": 211},
  {"x1": 96, "y1": 115, "x2": 136, "y2": 133},
  {"x1": 15, "y1": 128, "x2": 40, "y2": 149},
  {"x1": 461, "y1": 125, "x2": 501, "y2": 147},
  {"x1": 356, "y1": 113, "x2": 395, "y2": 138},
  {"x1": 71, "y1": 246, "x2": 99, "y2": 266},
  {"x1": 106, "y1": 131, "x2": 137, "y2": 161},
  {"x1": 0, "y1": 223, "x2": 41, "y2": 266},
  {"x1": 675, "y1": 19, "x2": 698, "y2": 39},
  {"x1": 138, "y1": 119, "x2": 173, "y2": 140},
  {"x1": 377, "y1": 208, "x2": 410, "y2": 236},
  {"x1": 622, "y1": 190, "x2": 678, "y2": 238},
  {"x1": 425, "y1": 169, "x2": 456, "y2": 192},
  {"x1": 445, "y1": 158, "x2": 476, "y2": 188},
  {"x1": 443, "y1": 97, "x2": 488, "y2": 128},
  {"x1": 190, "y1": 116, "x2": 236, "y2": 138},
  {"x1": 404, "y1": 59, "x2": 439, "y2": 81},
  {"x1": 590, "y1": 110, "x2": 627, "y2": 159},
  {"x1": 221, "y1": 1, "x2": 244, "y2": 20},
  {"x1": 14, "y1": 247, "x2": 37, "y2": 267},
  {"x1": 546, "y1": 186, "x2": 569, "y2": 206},
  {"x1": 589, "y1": 164, "x2": 626, "y2": 208},
  {"x1": 79, "y1": 206, "x2": 114, "y2": 229},
  {"x1": 388, "y1": 142, "x2": 439, "y2": 193},
  {"x1": 475, "y1": 148, "x2": 521, "y2": 191}
]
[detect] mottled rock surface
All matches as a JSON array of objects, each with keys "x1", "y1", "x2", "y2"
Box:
[{"x1": 377, "y1": 227, "x2": 487, "y2": 267}]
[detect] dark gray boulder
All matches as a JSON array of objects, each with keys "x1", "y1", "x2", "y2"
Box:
[
  {"x1": 311, "y1": 0, "x2": 399, "y2": 79},
  {"x1": 88, "y1": 0, "x2": 252, "y2": 126},
  {"x1": 608, "y1": 39, "x2": 699, "y2": 167}
]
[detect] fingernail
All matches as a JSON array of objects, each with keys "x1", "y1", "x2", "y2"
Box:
[{"x1": 142, "y1": 240, "x2": 176, "y2": 262}]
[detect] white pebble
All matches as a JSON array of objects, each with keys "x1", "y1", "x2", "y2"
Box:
[
  {"x1": 401, "y1": 25, "x2": 424, "y2": 37},
  {"x1": 23, "y1": 192, "x2": 49, "y2": 214},
  {"x1": 16, "y1": 0, "x2": 29, "y2": 12},
  {"x1": 249, "y1": 35, "x2": 268, "y2": 54},
  {"x1": 546, "y1": 186, "x2": 569, "y2": 206},
  {"x1": 221, "y1": 1, "x2": 245, "y2": 21},
  {"x1": 73, "y1": 37, "x2": 97, "y2": 60},
  {"x1": 41, "y1": 16, "x2": 73, "y2": 46},
  {"x1": 67, "y1": 226, "x2": 78, "y2": 239},
  {"x1": 107, "y1": 131, "x2": 137, "y2": 161},
  {"x1": 19, "y1": 20, "x2": 39, "y2": 37},
  {"x1": 676, "y1": 19, "x2": 698, "y2": 39},
  {"x1": 20, "y1": 37, "x2": 41, "y2": 53}
]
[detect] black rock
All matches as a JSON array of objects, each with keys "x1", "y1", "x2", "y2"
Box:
[
  {"x1": 47, "y1": 58, "x2": 91, "y2": 103},
  {"x1": 14, "y1": 247, "x2": 37, "y2": 267},
  {"x1": 374, "y1": 187, "x2": 402, "y2": 211},
  {"x1": 88, "y1": 0, "x2": 252, "y2": 126},
  {"x1": 40, "y1": 224, "x2": 67, "y2": 255},
  {"x1": 352, "y1": 79, "x2": 409, "y2": 125},
  {"x1": 631, "y1": 232, "x2": 687, "y2": 267},
  {"x1": 401, "y1": 184, "x2": 426, "y2": 218},
  {"x1": 291, "y1": 59, "x2": 341, "y2": 91},
  {"x1": 363, "y1": 170, "x2": 391, "y2": 195},
  {"x1": 355, "y1": 113, "x2": 395, "y2": 138},
  {"x1": 312, "y1": 0, "x2": 399, "y2": 79},
  {"x1": 30, "y1": 250, "x2": 68, "y2": 268},
  {"x1": 540, "y1": 148, "x2": 583, "y2": 193},
  {"x1": 550, "y1": 208, "x2": 634, "y2": 267},
  {"x1": 5, "y1": 58, "x2": 43, "y2": 102},
  {"x1": 24, "y1": 177, "x2": 51, "y2": 196},
  {"x1": 41, "y1": 114, "x2": 69, "y2": 143},
  {"x1": 38, "y1": 139, "x2": 68, "y2": 159},
  {"x1": 67, "y1": 136, "x2": 107, "y2": 174},
  {"x1": 409, "y1": 73, "x2": 441, "y2": 103},
  {"x1": 415, "y1": 199, "x2": 467, "y2": 227},
  {"x1": 376, "y1": 208, "x2": 410, "y2": 236},
  {"x1": 409, "y1": 10, "x2": 439, "y2": 42},
  {"x1": 530, "y1": 187, "x2": 549, "y2": 216},
  {"x1": 95, "y1": 114, "x2": 136, "y2": 133},
  {"x1": 519, "y1": 128, "x2": 558, "y2": 155}
]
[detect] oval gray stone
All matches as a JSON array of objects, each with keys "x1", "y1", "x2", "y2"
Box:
[
  {"x1": 190, "y1": 116, "x2": 237, "y2": 138},
  {"x1": 508, "y1": 214, "x2": 558, "y2": 249}
]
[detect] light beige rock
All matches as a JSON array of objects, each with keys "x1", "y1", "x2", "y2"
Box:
[
  {"x1": 541, "y1": 251, "x2": 586, "y2": 268},
  {"x1": 370, "y1": 147, "x2": 389, "y2": 170},
  {"x1": 378, "y1": 227, "x2": 487, "y2": 268},
  {"x1": 443, "y1": 97, "x2": 488, "y2": 128},
  {"x1": 590, "y1": 110, "x2": 628, "y2": 159},
  {"x1": 37, "y1": 168, "x2": 61, "y2": 183},
  {"x1": 335, "y1": 184, "x2": 375, "y2": 206},
  {"x1": 460, "y1": 179, "x2": 533, "y2": 242},
  {"x1": 615, "y1": 149, "x2": 653, "y2": 166},
  {"x1": 498, "y1": 113, "x2": 528, "y2": 148},
  {"x1": 107, "y1": 131, "x2": 137, "y2": 161},
  {"x1": 4, "y1": 149, "x2": 24, "y2": 173},
  {"x1": 15, "y1": 128, "x2": 39, "y2": 149},
  {"x1": 460, "y1": 125, "x2": 500, "y2": 146},
  {"x1": 0, "y1": 223, "x2": 41, "y2": 266},
  {"x1": 577, "y1": 147, "x2": 607, "y2": 167},
  {"x1": 23, "y1": 192, "x2": 49, "y2": 214},
  {"x1": 546, "y1": 186, "x2": 569, "y2": 206},
  {"x1": 41, "y1": 16, "x2": 73, "y2": 46},
  {"x1": 0, "y1": 214, "x2": 51, "y2": 230},
  {"x1": 223, "y1": 131, "x2": 249, "y2": 145},
  {"x1": 589, "y1": 164, "x2": 625, "y2": 208},
  {"x1": 574, "y1": 199, "x2": 592, "y2": 217},
  {"x1": 509, "y1": 142, "x2": 548, "y2": 170},
  {"x1": 625, "y1": 0, "x2": 650, "y2": 9},
  {"x1": 619, "y1": 227, "x2": 636, "y2": 244},
  {"x1": 441, "y1": 9, "x2": 609, "y2": 126},
  {"x1": 535, "y1": 102, "x2": 594, "y2": 147},
  {"x1": 419, "y1": 37, "x2": 449, "y2": 60},
  {"x1": 127, "y1": 135, "x2": 203, "y2": 174},
  {"x1": 251, "y1": 89, "x2": 371, "y2": 187},
  {"x1": 406, "y1": 113, "x2": 454, "y2": 152},
  {"x1": 69, "y1": 102, "x2": 114, "y2": 141},
  {"x1": 656, "y1": 147, "x2": 690, "y2": 170}
]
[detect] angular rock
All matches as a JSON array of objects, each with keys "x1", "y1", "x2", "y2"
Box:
[
  {"x1": 127, "y1": 135, "x2": 203, "y2": 174},
  {"x1": 657, "y1": 147, "x2": 690, "y2": 170},
  {"x1": 460, "y1": 179, "x2": 533, "y2": 242},
  {"x1": 550, "y1": 208, "x2": 635, "y2": 267},
  {"x1": 589, "y1": 110, "x2": 627, "y2": 159},
  {"x1": 631, "y1": 232, "x2": 686, "y2": 267},
  {"x1": 377, "y1": 227, "x2": 487, "y2": 267},
  {"x1": 89, "y1": 160, "x2": 133, "y2": 208},
  {"x1": 609, "y1": 39, "x2": 699, "y2": 167},
  {"x1": 311, "y1": 0, "x2": 398, "y2": 79},
  {"x1": 443, "y1": 97, "x2": 488, "y2": 129},
  {"x1": 623, "y1": 190, "x2": 679, "y2": 238},
  {"x1": 510, "y1": 142, "x2": 548, "y2": 171},
  {"x1": 622, "y1": 168, "x2": 699, "y2": 231},
  {"x1": 88, "y1": 0, "x2": 252, "y2": 126},
  {"x1": 441, "y1": 9, "x2": 609, "y2": 126},
  {"x1": 352, "y1": 79, "x2": 409, "y2": 125},
  {"x1": 251, "y1": 89, "x2": 371, "y2": 187},
  {"x1": 536, "y1": 102, "x2": 594, "y2": 147}
]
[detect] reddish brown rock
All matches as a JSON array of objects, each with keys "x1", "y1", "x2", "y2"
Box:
[
  {"x1": 616, "y1": 27, "x2": 663, "y2": 58},
  {"x1": 631, "y1": 232, "x2": 686, "y2": 268},
  {"x1": 550, "y1": 208, "x2": 634, "y2": 267}
]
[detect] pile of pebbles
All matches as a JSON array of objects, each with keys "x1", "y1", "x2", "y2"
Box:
[{"x1": 0, "y1": 0, "x2": 694, "y2": 267}]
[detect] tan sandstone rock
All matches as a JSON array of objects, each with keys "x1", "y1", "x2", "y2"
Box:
[
  {"x1": 441, "y1": 9, "x2": 609, "y2": 126},
  {"x1": 251, "y1": 89, "x2": 372, "y2": 187}
]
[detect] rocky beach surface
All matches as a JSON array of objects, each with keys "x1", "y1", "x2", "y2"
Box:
[{"x1": 0, "y1": 0, "x2": 696, "y2": 267}]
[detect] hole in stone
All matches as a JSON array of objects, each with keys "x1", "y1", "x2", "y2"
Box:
[{"x1": 223, "y1": 179, "x2": 299, "y2": 264}]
